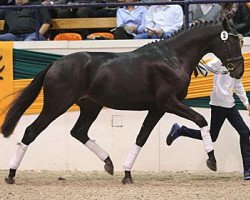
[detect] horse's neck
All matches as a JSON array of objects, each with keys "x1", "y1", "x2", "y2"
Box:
[{"x1": 166, "y1": 26, "x2": 221, "y2": 74}]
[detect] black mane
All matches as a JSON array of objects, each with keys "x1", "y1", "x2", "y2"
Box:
[{"x1": 138, "y1": 20, "x2": 222, "y2": 52}]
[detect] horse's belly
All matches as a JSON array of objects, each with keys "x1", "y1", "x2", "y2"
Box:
[
  {"x1": 89, "y1": 95, "x2": 156, "y2": 111},
  {"x1": 105, "y1": 101, "x2": 157, "y2": 111},
  {"x1": 85, "y1": 80, "x2": 157, "y2": 110}
]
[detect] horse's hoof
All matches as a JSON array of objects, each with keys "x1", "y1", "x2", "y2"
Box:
[
  {"x1": 206, "y1": 158, "x2": 217, "y2": 171},
  {"x1": 104, "y1": 156, "x2": 114, "y2": 175},
  {"x1": 5, "y1": 177, "x2": 15, "y2": 184},
  {"x1": 122, "y1": 177, "x2": 133, "y2": 184},
  {"x1": 104, "y1": 163, "x2": 114, "y2": 175}
]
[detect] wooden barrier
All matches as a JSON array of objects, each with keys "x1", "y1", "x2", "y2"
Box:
[
  {"x1": 50, "y1": 17, "x2": 116, "y2": 29},
  {"x1": 0, "y1": 17, "x2": 116, "y2": 31}
]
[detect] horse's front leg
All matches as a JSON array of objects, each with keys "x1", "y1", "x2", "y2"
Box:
[
  {"x1": 122, "y1": 110, "x2": 164, "y2": 184},
  {"x1": 160, "y1": 97, "x2": 217, "y2": 171}
]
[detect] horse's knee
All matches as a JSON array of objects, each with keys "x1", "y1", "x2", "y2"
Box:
[
  {"x1": 70, "y1": 129, "x2": 89, "y2": 144},
  {"x1": 21, "y1": 126, "x2": 38, "y2": 145}
]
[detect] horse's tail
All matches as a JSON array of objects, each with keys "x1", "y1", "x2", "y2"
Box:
[{"x1": 1, "y1": 63, "x2": 53, "y2": 138}]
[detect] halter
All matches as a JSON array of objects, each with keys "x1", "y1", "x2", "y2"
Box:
[
  {"x1": 222, "y1": 32, "x2": 244, "y2": 72},
  {"x1": 200, "y1": 32, "x2": 244, "y2": 75}
]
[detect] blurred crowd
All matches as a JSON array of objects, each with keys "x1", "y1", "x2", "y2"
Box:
[{"x1": 0, "y1": 0, "x2": 250, "y2": 41}]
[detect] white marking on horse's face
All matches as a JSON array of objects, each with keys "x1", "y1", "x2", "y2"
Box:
[{"x1": 221, "y1": 31, "x2": 229, "y2": 41}]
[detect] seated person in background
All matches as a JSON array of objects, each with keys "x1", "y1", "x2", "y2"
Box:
[
  {"x1": 233, "y1": 3, "x2": 250, "y2": 36},
  {"x1": 113, "y1": 0, "x2": 147, "y2": 39},
  {"x1": 0, "y1": 0, "x2": 51, "y2": 41},
  {"x1": 134, "y1": 0, "x2": 183, "y2": 39},
  {"x1": 220, "y1": 3, "x2": 238, "y2": 21},
  {"x1": 188, "y1": 1, "x2": 221, "y2": 23}
]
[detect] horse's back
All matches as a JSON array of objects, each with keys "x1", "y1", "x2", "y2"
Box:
[{"x1": 43, "y1": 50, "x2": 187, "y2": 110}]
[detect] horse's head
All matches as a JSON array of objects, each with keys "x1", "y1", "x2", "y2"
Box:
[{"x1": 210, "y1": 20, "x2": 244, "y2": 79}]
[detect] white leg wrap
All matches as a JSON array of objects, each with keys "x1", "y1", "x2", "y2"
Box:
[
  {"x1": 85, "y1": 139, "x2": 109, "y2": 162},
  {"x1": 9, "y1": 142, "x2": 28, "y2": 169},
  {"x1": 123, "y1": 144, "x2": 141, "y2": 171},
  {"x1": 200, "y1": 126, "x2": 214, "y2": 153}
]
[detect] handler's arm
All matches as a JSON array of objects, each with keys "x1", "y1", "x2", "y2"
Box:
[{"x1": 206, "y1": 58, "x2": 223, "y2": 71}]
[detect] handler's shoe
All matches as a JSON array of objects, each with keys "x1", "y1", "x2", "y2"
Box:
[
  {"x1": 166, "y1": 123, "x2": 181, "y2": 146},
  {"x1": 244, "y1": 170, "x2": 250, "y2": 180}
]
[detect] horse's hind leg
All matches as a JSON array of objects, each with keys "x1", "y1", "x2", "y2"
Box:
[
  {"x1": 5, "y1": 110, "x2": 65, "y2": 184},
  {"x1": 70, "y1": 100, "x2": 114, "y2": 175},
  {"x1": 5, "y1": 96, "x2": 75, "y2": 184},
  {"x1": 122, "y1": 110, "x2": 164, "y2": 184}
]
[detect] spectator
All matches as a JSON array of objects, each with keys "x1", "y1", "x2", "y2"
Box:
[
  {"x1": 134, "y1": 0, "x2": 183, "y2": 39},
  {"x1": 220, "y1": 3, "x2": 238, "y2": 21},
  {"x1": 0, "y1": 0, "x2": 51, "y2": 41},
  {"x1": 188, "y1": 1, "x2": 221, "y2": 23},
  {"x1": 166, "y1": 52, "x2": 250, "y2": 180},
  {"x1": 113, "y1": 0, "x2": 147, "y2": 39},
  {"x1": 233, "y1": 3, "x2": 250, "y2": 36}
]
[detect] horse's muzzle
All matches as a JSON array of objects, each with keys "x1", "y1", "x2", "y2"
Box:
[{"x1": 229, "y1": 62, "x2": 244, "y2": 79}]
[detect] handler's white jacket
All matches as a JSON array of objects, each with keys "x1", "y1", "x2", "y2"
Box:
[{"x1": 206, "y1": 58, "x2": 249, "y2": 109}]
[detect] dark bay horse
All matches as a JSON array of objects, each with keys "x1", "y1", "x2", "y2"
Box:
[{"x1": 1, "y1": 20, "x2": 244, "y2": 184}]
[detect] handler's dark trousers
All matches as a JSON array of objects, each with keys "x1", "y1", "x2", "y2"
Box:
[{"x1": 178, "y1": 105, "x2": 250, "y2": 171}]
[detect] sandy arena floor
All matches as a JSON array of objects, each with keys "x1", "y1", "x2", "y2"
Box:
[{"x1": 0, "y1": 170, "x2": 249, "y2": 200}]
